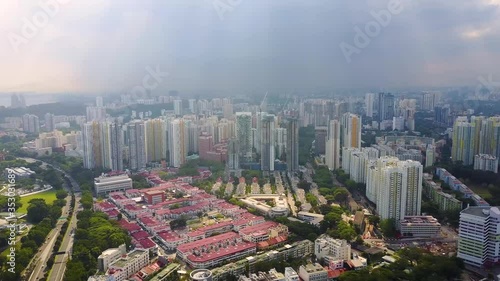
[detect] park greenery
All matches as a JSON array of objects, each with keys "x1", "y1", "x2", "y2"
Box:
[
  {"x1": 437, "y1": 162, "x2": 500, "y2": 206},
  {"x1": 274, "y1": 216, "x2": 321, "y2": 242},
  {"x1": 65, "y1": 208, "x2": 131, "y2": 281},
  {"x1": 298, "y1": 125, "x2": 315, "y2": 165},
  {"x1": 131, "y1": 174, "x2": 150, "y2": 189},
  {"x1": 318, "y1": 205, "x2": 357, "y2": 241},
  {"x1": 0, "y1": 197, "x2": 66, "y2": 280},
  {"x1": 421, "y1": 200, "x2": 460, "y2": 228},
  {"x1": 311, "y1": 166, "x2": 350, "y2": 207},
  {"x1": 160, "y1": 159, "x2": 226, "y2": 182},
  {"x1": 339, "y1": 247, "x2": 464, "y2": 281},
  {"x1": 0, "y1": 196, "x2": 22, "y2": 213},
  {"x1": 312, "y1": 166, "x2": 333, "y2": 188}
]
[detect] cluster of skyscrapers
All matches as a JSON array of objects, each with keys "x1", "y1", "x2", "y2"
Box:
[
  {"x1": 79, "y1": 97, "x2": 300, "y2": 172},
  {"x1": 451, "y1": 116, "x2": 500, "y2": 172},
  {"x1": 364, "y1": 92, "x2": 418, "y2": 131},
  {"x1": 312, "y1": 105, "x2": 424, "y2": 224},
  {"x1": 83, "y1": 117, "x2": 193, "y2": 170},
  {"x1": 325, "y1": 113, "x2": 361, "y2": 171}
]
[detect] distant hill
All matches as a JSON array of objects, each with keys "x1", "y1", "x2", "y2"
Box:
[{"x1": 0, "y1": 102, "x2": 86, "y2": 119}]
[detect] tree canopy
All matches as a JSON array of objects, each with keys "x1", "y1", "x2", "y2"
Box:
[
  {"x1": 339, "y1": 248, "x2": 463, "y2": 281},
  {"x1": 65, "y1": 211, "x2": 131, "y2": 281}
]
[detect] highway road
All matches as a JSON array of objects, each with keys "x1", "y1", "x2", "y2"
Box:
[
  {"x1": 18, "y1": 157, "x2": 81, "y2": 281},
  {"x1": 28, "y1": 196, "x2": 71, "y2": 281},
  {"x1": 48, "y1": 194, "x2": 80, "y2": 281}
]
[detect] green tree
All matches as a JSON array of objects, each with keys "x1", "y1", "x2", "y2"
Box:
[
  {"x1": 0, "y1": 195, "x2": 22, "y2": 212},
  {"x1": 321, "y1": 209, "x2": 342, "y2": 230},
  {"x1": 368, "y1": 215, "x2": 380, "y2": 226},
  {"x1": 336, "y1": 221, "x2": 356, "y2": 241},
  {"x1": 56, "y1": 189, "x2": 68, "y2": 199},
  {"x1": 380, "y1": 218, "x2": 396, "y2": 237},
  {"x1": 333, "y1": 187, "x2": 349, "y2": 206},
  {"x1": 170, "y1": 218, "x2": 187, "y2": 229},
  {"x1": 27, "y1": 198, "x2": 50, "y2": 224},
  {"x1": 65, "y1": 261, "x2": 88, "y2": 281},
  {"x1": 298, "y1": 180, "x2": 311, "y2": 192}
]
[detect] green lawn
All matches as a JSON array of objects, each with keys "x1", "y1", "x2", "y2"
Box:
[
  {"x1": 18, "y1": 189, "x2": 58, "y2": 214},
  {"x1": 467, "y1": 184, "x2": 493, "y2": 199}
]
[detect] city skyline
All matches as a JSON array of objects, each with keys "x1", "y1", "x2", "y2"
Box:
[{"x1": 3, "y1": 1, "x2": 500, "y2": 280}]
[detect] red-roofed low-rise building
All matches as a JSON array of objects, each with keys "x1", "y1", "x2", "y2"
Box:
[
  {"x1": 177, "y1": 232, "x2": 256, "y2": 268},
  {"x1": 150, "y1": 224, "x2": 170, "y2": 234},
  {"x1": 138, "y1": 238, "x2": 157, "y2": 254},
  {"x1": 94, "y1": 201, "x2": 116, "y2": 212},
  {"x1": 186, "y1": 230, "x2": 205, "y2": 242},
  {"x1": 239, "y1": 221, "x2": 288, "y2": 243},
  {"x1": 105, "y1": 209, "x2": 120, "y2": 220},
  {"x1": 137, "y1": 216, "x2": 163, "y2": 233},
  {"x1": 144, "y1": 190, "x2": 165, "y2": 205},
  {"x1": 163, "y1": 202, "x2": 210, "y2": 219},
  {"x1": 214, "y1": 202, "x2": 240, "y2": 216},
  {"x1": 150, "y1": 198, "x2": 189, "y2": 211},
  {"x1": 157, "y1": 231, "x2": 187, "y2": 250},
  {"x1": 119, "y1": 221, "x2": 142, "y2": 234},
  {"x1": 123, "y1": 204, "x2": 148, "y2": 219},
  {"x1": 186, "y1": 221, "x2": 235, "y2": 242},
  {"x1": 132, "y1": 230, "x2": 150, "y2": 241},
  {"x1": 125, "y1": 189, "x2": 142, "y2": 198},
  {"x1": 256, "y1": 235, "x2": 287, "y2": 250}
]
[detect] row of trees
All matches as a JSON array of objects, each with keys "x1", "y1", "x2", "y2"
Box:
[{"x1": 312, "y1": 166, "x2": 333, "y2": 187}]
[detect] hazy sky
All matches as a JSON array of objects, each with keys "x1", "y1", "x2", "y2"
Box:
[{"x1": 1, "y1": 0, "x2": 499, "y2": 96}]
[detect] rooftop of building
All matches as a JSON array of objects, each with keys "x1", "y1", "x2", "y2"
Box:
[
  {"x1": 138, "y1": 238, "x2": 156, "y2": 249},
  {"x1": 144, "y1": 190, "x2": 165, "y2": 195},
  {"x1": 94, "y1": 173, "x2": 131, "y2": 183},
  {"x1": 192, "y1": 221, "x2": 233, "y2": 233},
  {"x1": 297, "y1": 211, "x2": 325, "y2": 218},
  {"x1": 301, "y1": 263, "x2": 325, "y2": 273},
  {"x1": 158, "y1": 231, "x2": 184, "y2": 242},
  {"x1": 110, "y1": 249, "x2": 147, "y2": 268},
  {"x1": 118, "y1": 220, "x2": 142, "y2": 232},
  {"x1": 178, "y1": 232, "x2": 240, "y2": 252},
  {"x1": 131, "y1": 230, "x2": 150, "y2": 241},
  {"x1": 461, "y1": 206, "x2": 500, "y2": 217},
  {"x1": 239, "y1": 221, "x2": 280, "y2": 235},
  {"x1": 99, "y1": 200, "x2": 116, "y2": 207},
  {"x1": 187, "y1": 241, "x2": 256, "y2": 263},
  {"x1": 400, "y1": 216, "x2": 440, "y2": 225},
  {"x1": 104, "y1": 209, "x2": 120, "y2": 217}
]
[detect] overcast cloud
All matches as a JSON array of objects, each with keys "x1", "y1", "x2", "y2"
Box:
[{"x1": 0, "y1": 0, "x2": 499, "y2": 95}]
